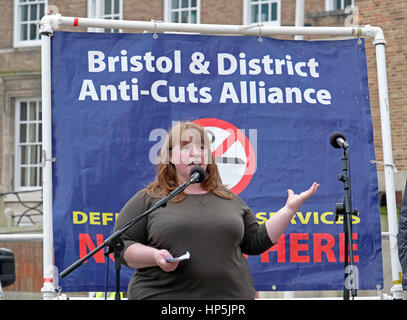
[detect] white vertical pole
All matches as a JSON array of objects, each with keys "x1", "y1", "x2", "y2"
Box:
[
  {"x1": 373, "y1": 28, "x2": 404, "y2": 299},
  {"x1": 40, "y1": 33, "x2": 55, "y2": 300},
  {"x1": 294, "y1": 0, "x2": 305, "y2": 40}
]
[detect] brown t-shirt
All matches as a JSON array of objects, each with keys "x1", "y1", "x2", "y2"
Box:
[{"x1": 114, "y1": 189, "x2": 274, "y2": 300}]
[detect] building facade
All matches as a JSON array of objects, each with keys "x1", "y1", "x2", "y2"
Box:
[{"x1": 0, "y1": 0, "x2": 406, "y2": 296}]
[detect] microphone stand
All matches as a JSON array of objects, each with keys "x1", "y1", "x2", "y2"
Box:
[
  {"x1": 334, "y1": 146, "x2": 359, "y2": 300},
  {"x1": 59, "y1": 175, "x2": 200, "y2": 300}
]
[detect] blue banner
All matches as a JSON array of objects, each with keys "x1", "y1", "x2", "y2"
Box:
[{"x1": 51, "y1": 31, "x2": 383, "y2": 292}]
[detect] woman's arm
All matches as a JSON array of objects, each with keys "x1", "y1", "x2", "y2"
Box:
[
  {"x1": 114, "y1": 191, "x2": 178, "y2": 272},
  {"x1": 265, "y1": 182, "x2": 320, "y2": 243},
  {"x1": 124, "y1": 242, "x2": 179, "y2": 272}
]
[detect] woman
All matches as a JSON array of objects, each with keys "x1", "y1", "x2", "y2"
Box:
[{"x1": 114, "y1": 121, "x2": 319, "y2": 299}]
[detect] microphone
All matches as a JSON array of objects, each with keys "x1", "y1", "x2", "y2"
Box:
[
  {"x1": 329, "y1": 132, "x2": 349, "y2": 149},
  {"x1": 189, "y1": 166, "x2": 206, "y2": 184}
]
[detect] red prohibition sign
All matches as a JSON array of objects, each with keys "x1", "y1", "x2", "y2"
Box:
[{"x1": 193, "y1": 118, "x2": 256, "y2": 195}]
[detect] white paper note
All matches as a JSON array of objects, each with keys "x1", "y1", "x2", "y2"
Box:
[{"x1": 164, "y1": 251, "x2": 190, "y2": 262}]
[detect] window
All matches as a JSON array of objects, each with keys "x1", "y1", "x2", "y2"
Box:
[
  {"x1": 15, "y1": 99, "x2": 42, "y2": 191},
  {"x1": 164, "y1": 0, "x2": 200, "y2": 24},
  {"x1": 102, "y1": 0, "x2": 122, "y2": 33},
  {"x1": 326, "y1": 0, "x2": 354, "y2": 11},
  {"x1": 14, "y1": 0, "x2": 47, "y2": 47},
  {"x1": 243, "y1": 0, "x2": 281, "y2": 26},
  {"x1": 88, "y1": 0, "x2": 123, "y2": 33}
]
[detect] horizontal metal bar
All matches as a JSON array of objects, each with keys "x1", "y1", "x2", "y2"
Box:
[
  {"x1": 40, "y1": 15, "x2": 376, "y2": 38},
  {"x1": 0, "y1": 233, "x2": 43, "y2": 242}
]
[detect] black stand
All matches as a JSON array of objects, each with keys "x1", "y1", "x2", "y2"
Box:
[
  {"x1": 334, "y1": 147, "x2": 359, "y2": 300},
  {"x1": 103, "y1": 237, "x2": 124, "y2": 300},
  {"x1": 59, "y1": 177, "x2": 196, "y2": 299}
]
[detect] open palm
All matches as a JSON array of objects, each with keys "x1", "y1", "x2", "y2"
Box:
[{"x1": 285, "y1": 182, "x2": 320, "y2": 212}]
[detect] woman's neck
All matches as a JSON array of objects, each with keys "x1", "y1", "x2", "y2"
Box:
[{"x1": 183, "y1": 183, "x2": 208, "y2": 194}]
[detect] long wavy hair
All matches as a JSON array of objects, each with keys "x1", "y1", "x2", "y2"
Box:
[{"x1": 145, "y1": 121, "x2": 233, "y2": 202}]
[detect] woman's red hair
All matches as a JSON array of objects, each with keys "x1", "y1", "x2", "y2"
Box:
[{"x1": 145, "y1": 121, "x2": 233, "y2": 202}]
